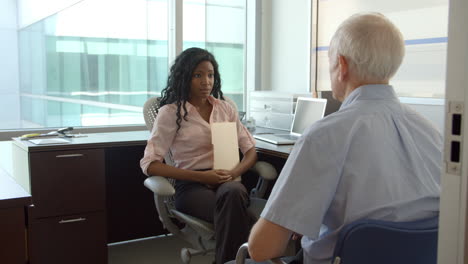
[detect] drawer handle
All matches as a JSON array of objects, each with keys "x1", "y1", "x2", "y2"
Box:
[
  {"x1": 59, "y1": 217, "x2": 87, "y2": 224},
  {"x1": 56, "y1": 154, "x2": 84, "y2": 158}
]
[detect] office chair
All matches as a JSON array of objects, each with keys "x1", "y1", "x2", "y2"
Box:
[
  {"x1": 142, "y1": 96, "x2": 278, "y2": 264},
  {"x1": 332, "y1": 216, "x2": 439, "y2": 264},
  {"x1": 233, "y1": 215, "x2": 439, "y2": 264}
]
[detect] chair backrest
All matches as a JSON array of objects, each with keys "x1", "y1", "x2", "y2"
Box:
[
  {"x1": 143, "y1": 96, "x2": 161, "y2": 131},
  {"x1": 142, "y1": 96, "x2": 177, "y2": 208},
  {"x1": 332, "y1": 216, "x2": 439, "y2": 264}
]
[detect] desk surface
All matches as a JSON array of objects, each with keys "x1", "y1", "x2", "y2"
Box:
[
  {"x1": 253, "y1": 127, "x2": 293, "y2": 159},
  {"x1": 12, "y1": 131, "x2": 150, "y2": 152},
  {"x1": 0, "y1": 168, "x2": 31, "y2": 209},
  {"x1": 11, "y1": 129, "x2": 292, "y2": 158}
]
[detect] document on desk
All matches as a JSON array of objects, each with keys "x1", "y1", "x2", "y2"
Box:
[
  {"x1": 29, "y1": 138, "x2": 70, "y2": 145},
  {"x1": 211, "y1": 122, "x2": 239, "y2": 170}
]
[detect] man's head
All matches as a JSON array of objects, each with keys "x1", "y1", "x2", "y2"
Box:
[{"x1": 328, "y1": 13, "x2": 405, "y2": 101}]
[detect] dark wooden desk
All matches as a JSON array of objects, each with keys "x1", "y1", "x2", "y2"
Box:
[
  {"x1": 4, "y1": 129, "x2": 291, "y2": 264},
  {"x1": 0, "y1": 168, "x2": 32, "y2": 264},
  {"x1": 10, "y1": 131, "x2": 164, "y2": 264}
]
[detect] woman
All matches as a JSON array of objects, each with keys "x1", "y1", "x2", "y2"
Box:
[{"x1": 140, "y1": 47, "x2": 258, "y2": 264}]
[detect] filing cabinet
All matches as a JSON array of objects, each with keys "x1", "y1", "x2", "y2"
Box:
[
  {"x1": 28, "y1": 211, "x2": 106, "y2": 264},
  {"x1": 0, "y1": 207, "x2": 28, "y2": 264},
  {"x1": 13, "y1": 144, "x2": 107, "y2": 264},
  {"x1": 0, "y1": 171, "x2": 31, "y2": 264}
]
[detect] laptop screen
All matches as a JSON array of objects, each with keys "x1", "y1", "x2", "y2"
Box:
[{"x1": 291, "y1": 97, "x2": 327, "y2": 135}]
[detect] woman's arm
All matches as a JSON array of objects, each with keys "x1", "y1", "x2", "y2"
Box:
[
  {"x1": 229, "y1": 147, "x2": 258, "y2": 179},
  {"x1": 147, "y1": 160, "x2": 232, "y2": 185}
]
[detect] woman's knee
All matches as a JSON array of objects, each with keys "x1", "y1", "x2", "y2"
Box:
[{"x1": 216, "y1": 181, "x2": 248, "y2": 202}]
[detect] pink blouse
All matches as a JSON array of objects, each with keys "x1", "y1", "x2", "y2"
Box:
[{"x1": 140, "y1": 96, "x2": 256, "y2": 176}]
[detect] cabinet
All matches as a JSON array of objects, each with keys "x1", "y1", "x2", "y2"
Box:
[
  {"x1": 0, "y1": 207, "x2": 28, "y2": 264},
  {"x1": 13, "y1": 145, "x2": 107, "y2": 264},
  {"x1": 28, "y1": 211, "x2": 106, "y2": 264},
  {"x1": 11, "y1": 131, "x2": 166, "y2": 263},
  {"x1": 0, "y1": 171, "x2": 31, "y2": 264}
]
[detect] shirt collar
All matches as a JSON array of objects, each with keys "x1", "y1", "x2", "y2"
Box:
[
  {"x1": 340, "y1": 84, "x2": 398, "y2": 109},
  {"x1": 207, "y1": 95, "x2": 218, "y2": 105},
  {"x1": 185, "y1": 95, "x2": 218, "y2": 112}
]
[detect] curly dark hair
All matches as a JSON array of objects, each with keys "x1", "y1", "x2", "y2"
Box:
[{"x1": 159, "y1": 47, "x2": 224, "y2": 132}]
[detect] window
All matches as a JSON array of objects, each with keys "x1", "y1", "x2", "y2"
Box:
[
  {"x1": 16, "y1": 0, "x2": 168, "y2": 129},
  {"x1": 183, "y1": 0, "x2": 247, "y2": 110},
  {"x1": 0, "y1": 0, "x2": 247, "y2": 133}
]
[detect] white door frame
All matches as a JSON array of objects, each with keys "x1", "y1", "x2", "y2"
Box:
[{"x1": 438, "y1": 0, "x2": 468, "y2": 263}]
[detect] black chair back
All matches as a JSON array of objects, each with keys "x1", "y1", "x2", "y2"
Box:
[{"x1": 332, "y1": 216, "x2": 439, "y2": 264}]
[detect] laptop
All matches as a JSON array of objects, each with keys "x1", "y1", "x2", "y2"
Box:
[{"x1": 254, "y1": 97, "x2": 327, "y2": 145}]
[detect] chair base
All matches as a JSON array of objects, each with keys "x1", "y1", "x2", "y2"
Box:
[{"x1": 181, "y1": 247, "x2": 214, "y2": 264}]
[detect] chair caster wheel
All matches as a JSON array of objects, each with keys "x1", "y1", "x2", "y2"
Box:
[{"x1": 181, "y1": 248, "x2": 191, "y2": 264}]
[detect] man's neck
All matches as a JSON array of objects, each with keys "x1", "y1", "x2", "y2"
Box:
[{"x1": 343, "y1": 79, "x2": 389, "y2": 100}]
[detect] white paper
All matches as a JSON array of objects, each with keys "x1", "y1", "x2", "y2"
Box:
[
  {"x1": 29, "y1": 138, "x2": 70, "y2": 145},
  {"x1": 211, "y1": 122, "x2": 239, "y2": 170}
]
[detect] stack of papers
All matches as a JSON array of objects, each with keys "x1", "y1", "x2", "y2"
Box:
[{"x1": 29, "y1": 138, "x2": 70, "y2": 145}]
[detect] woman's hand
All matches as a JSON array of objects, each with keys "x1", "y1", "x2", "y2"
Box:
[
  {"x1": 201, "y1": 170, "x2": 232, "y2": 185},
  {"x1": 216, "y1": 169, "x2": 241, "y2": 180}
]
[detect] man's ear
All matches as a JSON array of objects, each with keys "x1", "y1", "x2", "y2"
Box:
[{"x1": 338, "y1": 55, "x2": 348, "y2": 81}]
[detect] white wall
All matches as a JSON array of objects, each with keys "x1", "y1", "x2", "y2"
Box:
[
  {"x1": 0, "y1": 0, "x2": 20, "y2": 128},
  {"x1": 261, "y1": 0, "x2": 311, "y2": 93}
]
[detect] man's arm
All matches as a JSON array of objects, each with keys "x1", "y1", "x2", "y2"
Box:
[{"x1": 248, "y1": 218, "x2": 292, "y2": 262}]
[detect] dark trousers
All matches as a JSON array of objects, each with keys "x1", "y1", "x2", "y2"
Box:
[{"x1": 175, "y1": 180, "x2": 256, "y2": 264}]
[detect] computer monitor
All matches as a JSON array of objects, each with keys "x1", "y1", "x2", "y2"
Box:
[
  {"x1": 291, "y1": 97, "x2": 328, "y2": 136},
  {"x1": 319, "y1": 91, "x2": 342, "y2": 116}
]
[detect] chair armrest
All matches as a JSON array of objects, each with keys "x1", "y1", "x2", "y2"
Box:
[
  {"x1": 252, "y1": 161, "x2": 278, "y2": 180},
  {"x1": 144, "y1": 176, "x2": 175, "y2": 196},
  {"x1": 235, "y1": 242, "x2": 249, "y2": 264},
  {"x1": 235, "y1": 243, "x2": 287, "y2": 264},
  {"x1": 250, "y1": 161, "x2": 278, "y2": 198}
]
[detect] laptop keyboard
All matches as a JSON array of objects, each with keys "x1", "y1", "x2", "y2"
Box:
[{"x1": 276, "y1": 134, "x2": 299, "y2": 140}]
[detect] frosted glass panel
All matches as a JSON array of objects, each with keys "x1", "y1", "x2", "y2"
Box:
[{"x1": 316, "y1": 0, "x2": 448, "y2": 98}]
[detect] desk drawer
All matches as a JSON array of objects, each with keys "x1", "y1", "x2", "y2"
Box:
[
  {"x1": 29, "y1": 149, "x2": 105, "y2": 218},
  {"x1": 28, "y1": 211, "x2": 107, "y2": 264},
  {"x1": 0, "y1": 207, "x2": 27, "y2": 264}
]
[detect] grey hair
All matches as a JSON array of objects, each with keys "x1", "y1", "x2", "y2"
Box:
[{"x1": 329, "y1": 12, "x2": 405, "y2": 82}]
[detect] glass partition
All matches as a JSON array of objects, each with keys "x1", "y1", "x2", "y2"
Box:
[
  {"x1": 183, "y1": 0, "x2": 246, "y2": 110},
  {"x1": 315, "y1": 0, "x2": 449, "y2": 98}
]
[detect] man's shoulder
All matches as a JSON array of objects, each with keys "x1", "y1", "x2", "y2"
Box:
[
  {"x1": 308, "y1": 106, "x2": 359, "y2": 131},
  {"x1": 300, "y1": 102, "x2": 383, "y2": 145}
]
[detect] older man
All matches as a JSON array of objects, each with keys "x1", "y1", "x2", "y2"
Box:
[{"x1": 247, "y1": 13, "x2": 442, "y2": 264}]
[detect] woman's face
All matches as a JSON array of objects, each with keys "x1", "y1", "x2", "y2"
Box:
[{"x1": 189, "y1": 60, "x2": 214, "y2": 101}]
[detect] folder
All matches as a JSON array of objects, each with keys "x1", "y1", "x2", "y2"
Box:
[{"x1": 211, "y1": 122, "x2": 239, "y2": 170}]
